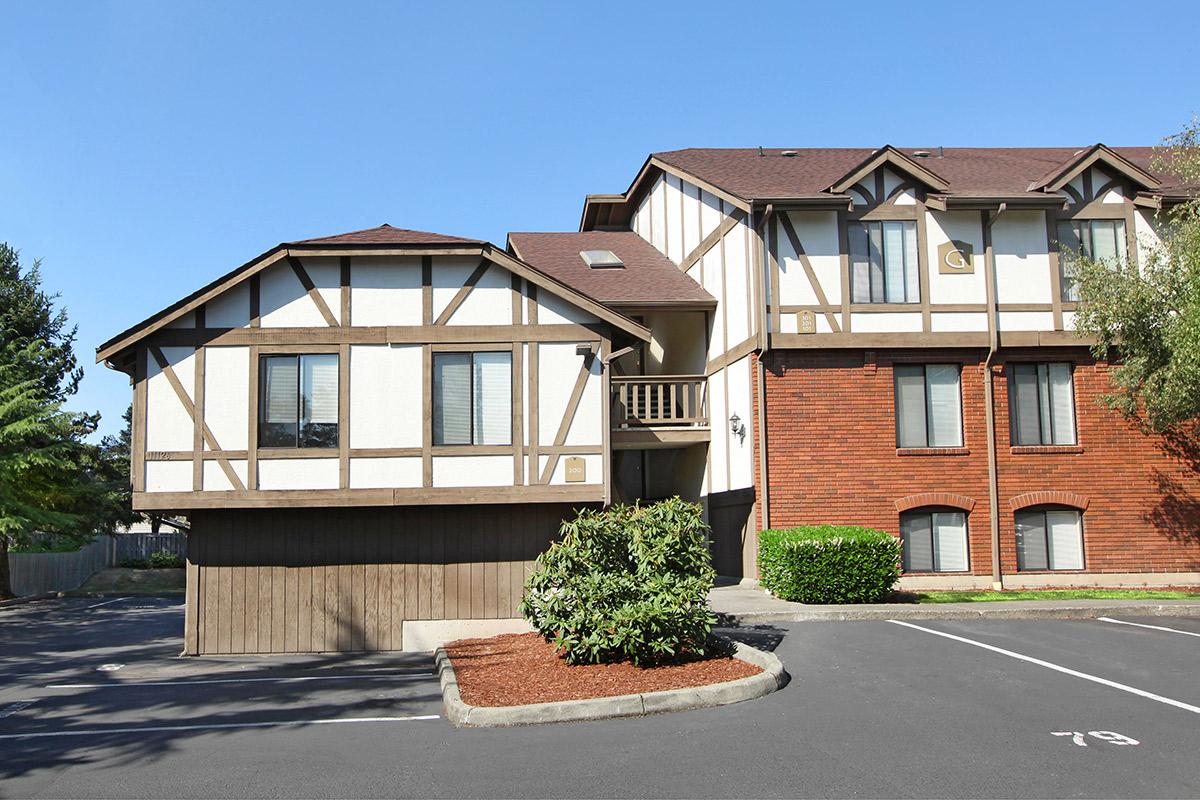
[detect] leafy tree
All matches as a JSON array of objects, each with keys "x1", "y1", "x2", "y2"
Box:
[
  {"x1": 0, "y1": 245, "x2": 134, "y2": 598},
  {"x1": 1070, "y1": 121, "x2": 1200, "y2": 439}
]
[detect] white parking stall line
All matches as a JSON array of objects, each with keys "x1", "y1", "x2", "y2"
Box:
[
  {"x1": 0, "y1": 714, "x2": 440, "y2": 740},
  {"x1": 1098, "y1": 616, "x2": 1200, "y2": 639},
  {"x1": 47, "y1": 672, "x2": 435, "y2": 689},
  {"x1": 81, "y1": 597, "x2": 130, "y2": 610},
  {"x1": 887, "y1": 619, "x2": 1200, "y2": 715}
]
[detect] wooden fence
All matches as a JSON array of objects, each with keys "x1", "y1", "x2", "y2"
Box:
[
  {"x1": 7, "y1": 531, "x2": 187, "y2": 597},
  {"x1": 115, "y1": 532, "x2": 188, "y2": 562},
  {"x1": 9, "y1": 538, "x2": 114, "y2": 597}
]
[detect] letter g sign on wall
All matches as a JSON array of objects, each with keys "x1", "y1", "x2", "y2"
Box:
[{"x1": 937, "y1": 240, "x2": 975, "y2": 274}]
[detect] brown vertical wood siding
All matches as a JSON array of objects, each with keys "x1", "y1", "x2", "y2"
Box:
[
  {"x1": 184, "y1": 504, "x2": 580, "y2": 655},
  {"x1": 707, "y1": 487, "x2": 757, "y2": 579}
]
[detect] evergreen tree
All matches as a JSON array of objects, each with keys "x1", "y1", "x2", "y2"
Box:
[{"x1": 0, "y1": 245, "x2": 133, "y2": 598}]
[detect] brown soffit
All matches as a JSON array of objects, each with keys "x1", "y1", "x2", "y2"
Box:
[
  {"x1": 827, "y1": 145, "x2": 951, "y2": 194},
  {"x1": 752, "y1": 195, "x2": 855, "y2": 211},
  {"x1": 925, "y1": 194, "x2": 1070, "y2": 212},
  {"x1": 97, "y1": 237, "x2": 650, "y2": 365},
  {"x1": 1028, "y1": 143, "x2": 1162, "y2": 193}
]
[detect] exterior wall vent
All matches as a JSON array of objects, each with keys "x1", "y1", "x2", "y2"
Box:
[{"x1": 580, "y1": 249, "x2": 624, "y2": 269}]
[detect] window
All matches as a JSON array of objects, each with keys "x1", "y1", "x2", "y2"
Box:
[
  {"x1": 1057, "y1": 219, "x2": 1126, "y2": 301},
  {"x1": 894, "y1": 364, "x2": 962, "y2": 448},
  {"x1": 1015, "y1": 508, "x2": 1084, "y2": 570},
  {"x1": 850, "y1": 220, "x2": 919, "y2": 303},
  {"x1": 901, "y1": 509, "x2": 969, "y2": 572},
  {"x1": 433, "y1": 351, "x2": 512, "y2": 446},
  {"x1": 1009, "y1": 363, "x2": 1076, "y2": 446},
  {"x1": 259, "y1": 354, "x2": 338, "y2": 448}
]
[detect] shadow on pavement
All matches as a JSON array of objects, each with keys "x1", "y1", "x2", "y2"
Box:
[{"x1": 0, "y1": 598, "x2": 442, "y2": 781}]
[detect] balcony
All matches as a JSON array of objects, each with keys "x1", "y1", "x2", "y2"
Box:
[{"x1": 611, "y1": 375, "x2": 710, "y2": 448}]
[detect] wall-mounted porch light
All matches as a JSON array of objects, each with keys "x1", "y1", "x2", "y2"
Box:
[{"x1": 729, "y1": 413, "x2": 746, "y2": 445}]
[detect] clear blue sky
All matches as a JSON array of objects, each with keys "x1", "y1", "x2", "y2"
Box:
[{"x1": 2, "y1": 0, "x2": 1196, "y2": 438}]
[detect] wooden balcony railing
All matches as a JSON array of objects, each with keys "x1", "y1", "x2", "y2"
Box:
[{"x1": 611, "y1": 375, "x2": 708, "y2": 428}]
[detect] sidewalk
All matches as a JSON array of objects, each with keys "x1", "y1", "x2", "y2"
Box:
[{"x1": 709, "y1": 583, "x2": 1200, "y2": 624}]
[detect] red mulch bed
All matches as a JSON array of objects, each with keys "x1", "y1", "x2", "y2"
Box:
[{"x1": 445, "y1": 632, "x2": 761, "y2": 707}]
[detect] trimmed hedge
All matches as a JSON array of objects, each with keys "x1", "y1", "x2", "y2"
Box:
[
  {"x1": 519, "y1": 497, "x2": 717, "y2": 666},
  {"x1": 757, "y1": 526, "x2": 901, "y2": 604}
]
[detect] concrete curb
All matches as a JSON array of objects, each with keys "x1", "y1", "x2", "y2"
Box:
[
  {"x1": 0, "y1": 592, "x2": 57, "y2": 609},
  {"x1": 719, "y1": 601, "x2": 1200, "y2": 625},
  {"x1": 436, "y1": 639, "x2": 787, "y2": 728}
]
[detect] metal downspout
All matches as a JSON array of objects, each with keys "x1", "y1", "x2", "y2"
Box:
[
  {"x1": 755, "y1": 205, "x2": 775, "y2": 535},
  {"x1": 982, "y1": 204, "x2": 1006, "y2": 590}
]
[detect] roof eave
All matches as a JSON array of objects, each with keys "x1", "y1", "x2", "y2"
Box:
[{"x1": 925, "y1": 194, "x2": 1070, "y2": 212}]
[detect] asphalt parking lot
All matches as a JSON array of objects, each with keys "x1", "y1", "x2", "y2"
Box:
[{"x1": 2, "y1": 597, "x2": 1198, "y2": 799}]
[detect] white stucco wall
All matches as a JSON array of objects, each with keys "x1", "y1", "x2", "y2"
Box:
[{"x1": 349, "y1": 344, "x2": 422, "y2": 449}]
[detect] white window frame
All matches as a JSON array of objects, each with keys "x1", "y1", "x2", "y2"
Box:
[
  {"x1": 1009, "y1": 362, "x2": 1077, "y2": 446},
  {"x1": 1015, "y1": 508, "x2": 1085, "y2": 571},
  {"x1": 894, "y1": 363, "x2": 964, "y2": 448},
  {"x1": 432, "y1": 350, "x2": 513, "y2": 447},
  {"x1": 900, "y1": 508, "x2": 970, "y2": 573}
]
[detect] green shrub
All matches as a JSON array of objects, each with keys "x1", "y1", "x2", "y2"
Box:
[
  {"x1": 519, "y1": 497, "x2": 717, "y2": 667},
  {"x1": 120, "y1": 558, "x2": 150, "y2": 569},
  {"x1": 148, "y1": 549, "x2": 185, "y2": 569},
  {"x1": 758, "y1": 526, "x2": 901, "y2": 604}
]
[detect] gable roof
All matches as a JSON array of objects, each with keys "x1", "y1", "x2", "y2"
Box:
[
  {"x1": 507, "y1": 231, "x2": 715, "y2": 308},
  {"x1": 97, "y1": 225, "x2": 649, "y2": 365},
  {"x1": 826, "y1": 145, "x2": 951, "y2": 194},
  {"x1": 1025, "y1": 143, "x2": 1162, "y2": 192},
  {"x1": 581, "y1": 145, "x2": 1194, "y2": 229},
  {"x1": 291, "y1": 223, "x2": 484, "y2": 246}
]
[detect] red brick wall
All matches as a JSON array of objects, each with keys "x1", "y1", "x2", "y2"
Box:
[{"x1": 754, "y1": 347, "x2": 1200, "y2": 576}]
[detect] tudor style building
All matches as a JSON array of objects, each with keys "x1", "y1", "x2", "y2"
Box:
[
  {"x1": 100, "y1": 144, "x2": 1200, "y2": 655},
  {"x1": 563, "y1": 143, "x2": 1199, "y2": 591}
]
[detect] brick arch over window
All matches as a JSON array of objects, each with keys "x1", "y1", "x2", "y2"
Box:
[
  {"x1": 1008, "y1": 491, "x2": 1090, "y2": 511},
  {"x1": 894, "y1": 493, "x2": 977, "y2": 513}
]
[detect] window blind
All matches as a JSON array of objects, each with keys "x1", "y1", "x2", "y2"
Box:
[
  {"x1": 924, "y1": 365, "x2": 962, "y2": 447},
  {"x1": 902, "y1": 510, "x2": 968, "y2": 572},
  {"x1": 883, "y1": 221, "x2": 906, "y2": 302},
  {"x1": 433, "y1": 353, "x2": 471, "y2": 445},
  {"x1": 894, "y1": 365, "x2": 927, "y2": 448},
  {"x1": 1011, "y1": 365, "x2": 1042, "y2": 445},
  {"x1": 850, "y1": 221, "x2": 918, "y2": 303},
  {"x1": 301, "y1": 354, "x2": 339, "y2": 425},
  {"x1": 1047, "y1": 363, "x2": 1076, "y2": 445},
  {"x1": 263, "y1": 357, "x2": 299, "y2": 425},
  {"x1": 1057, "y1": 219, "x2": 1126, "y2": 301},
  {"x1": 1046, "y1": 510, "x2": 1084, "y2": 570},
  {"x1": 1010, "y1": 363, "x2": 1075, "y2": 446},
  {"x1": 901, "y1": 221, "x2": 920, "y2": 302},
  {"x1": 849, "y1": 223, "x2": 871, "y2": 303},
  {"x1": 1016, "y1": 509, "x2": 1083, "y2": 571},
  {"x1": 1015, "y1": 511, "x2": 1049, "y2": 571},
  {"x1": 901, "y1": 513, "x2": 934, "y2": 572},
  {"x1": 473, "y1": 351, "x2": 512, "y2": 446},
  {"x1": 932, "y1": 511, "x2": 968, "y2": 572}
]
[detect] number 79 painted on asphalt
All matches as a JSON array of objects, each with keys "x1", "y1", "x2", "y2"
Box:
[{"x1": 1052, "y1": 731, "x2": 1140, "y2": 746}]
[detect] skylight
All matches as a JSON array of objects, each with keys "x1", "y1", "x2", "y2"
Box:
[{"x1": 580, "y1": 249, "x2": 624, "y2": 269}]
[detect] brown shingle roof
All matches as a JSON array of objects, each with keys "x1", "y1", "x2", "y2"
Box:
[
  {"x1": 651, "y1": 147, "x2": 1170, "y2": 200},
  {"x1": 507, "y1": 231, "x2": 715, "y2": 307},
  {"x1": 291, "y1": 223, "x2": 483, "y2": 246}
]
